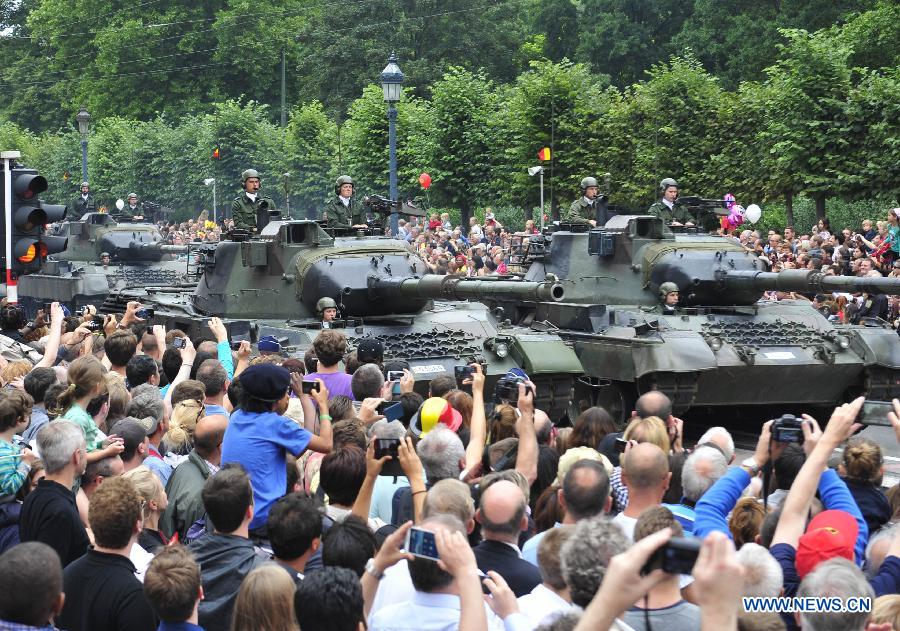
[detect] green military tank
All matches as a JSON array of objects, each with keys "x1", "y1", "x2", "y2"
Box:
[
  {"x1": 101, "y1": 220, "x2": 581, "y2": 418},
  {"x1": 506, "y1": 214, "x2": 900, "y2": 421},
  {"x1": 17, "y1": 212, "x2": 190, "y2": 314}
]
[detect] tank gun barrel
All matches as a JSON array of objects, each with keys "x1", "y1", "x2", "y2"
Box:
[
  {"x1": 132, "y1": 242, "x2": 189, "y2": 254},
  {"x1": 370, "y1": 275, "x2": 565, "y2": 303},
  {"x1": 723, "y1": 269, "x2": 900, "y2": 296}
]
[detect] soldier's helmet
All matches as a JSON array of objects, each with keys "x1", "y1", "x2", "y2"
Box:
[
  {"x1": 658, "y1": 282, "x2": 680, "y2": 299},
  {"x1": 100, "y1": 251, "x2": 111, "y2": 258},
  {"x1": 241, "y1": 169, "x2": 260, "y2": 186},
  {"x1": 659, "y1": 178, "x2": 679, "y2": 192},
  {"x1": 335, "y1": 175, "x2": 354, "y2": 195},
  {"x1": 127, "y1": 192, "x2": 138, "y2": 199},
  {"x1": 81, "y1": 181, "x2": 89, "y2": 188},
  {"x1": 580, "y1": 177, "x2": 599, "y2": 191},
  {"x1": 316, "y1": 297, "x2": 338, "y2": 314}
]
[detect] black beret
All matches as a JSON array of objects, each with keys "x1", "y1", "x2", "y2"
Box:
[{"x1": 239, "y1": 364, "x2": 291, "y2": 402}]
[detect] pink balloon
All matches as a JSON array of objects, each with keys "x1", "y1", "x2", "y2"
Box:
[{"x1": 419, "y1": 173, "x2": 432, "y2": 190}]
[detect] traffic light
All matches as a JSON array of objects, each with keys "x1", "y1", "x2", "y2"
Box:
[{"x1": 8, "y1": 168, "x2": 67, "y2": 276}]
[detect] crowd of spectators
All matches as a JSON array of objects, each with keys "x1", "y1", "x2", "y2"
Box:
[
  {"x1": 2, "y1": 295, "x2": 900, "y2": 631},
  {"x1": 729, "y1": 210, "x2": 900, "y2": 327}
]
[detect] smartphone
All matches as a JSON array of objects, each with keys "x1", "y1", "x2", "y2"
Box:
[
  {"x1": 405, "y1": 527, "x2": 440, "y2": 561},
  {"x1": 136, "y1": 307, "x2": 155, "y2": 319},
  {"x1": 641, "y1": 537, "x2": 702, "y2": 575},
  {"x1": 172, "y1": 337, "x2": 187, "y2": 349},
  {"x1": 374, "y1": 438, "x2": 401, "y2": 459},
  {"x1": 857, "y1": 400, "x2": 894, "y2": 427},
  {"x1": 230, "y1": 340, "x2": 244, "y2": 350},
  {"x1": 392, "y1": 381, "x2": 401, "y2": 396},
  {"x1": 301, "y1": 380, "x2": 320, "y2": 394},
  {"x1": 378, "y1": 401, "x2": 403, "y2": 422},
  {"x1": 85, "y1": 321, "x2": 101, "y2": 331},
  {"x1": 91, "y1": 315, "x2": 105, "y2": 326},
  {"x1": 386, "y1": 370, "x2": 405, "y2": 382},
  {"x1": 454, "y1": 365, "x2": 475, "y2": 381},
  {"x1": 615, "y1": 438, "x2": 628, "y2": 453}
]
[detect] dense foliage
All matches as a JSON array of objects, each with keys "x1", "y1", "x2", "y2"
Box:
[{"x1": 0, "y1": 0, "x2": 896, "y2": 225}]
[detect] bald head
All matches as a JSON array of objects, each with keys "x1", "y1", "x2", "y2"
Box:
[
  {"x1": 622, "y1": 443, "x2": 669, "y2": 491},
  {"x1": 478, "y1": 479, "x2": 527, "y2": 540},
  {"x1": 194, "y1": 413, "x2": 228, "y2": 460},
  {"x1": 635, "y1": 391, "x2": 672, "y2": 420},
  {"x1": 534, "y1": 408, "x2": 553, "y2": 444}
]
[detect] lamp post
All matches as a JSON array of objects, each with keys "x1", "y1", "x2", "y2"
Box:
[
  {"x1": 204, "y1": 178, "x2": 217, "y2": 224},
  {"x1": 76, "y1": 106, "x2": 91, "y2": 183},
  {"x1": 380, "y1": 53, "x2": 404, "y2": 236}
]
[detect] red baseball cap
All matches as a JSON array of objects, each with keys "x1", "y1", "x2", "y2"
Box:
[{"x1": 795, "y1": 510, "x2": 858, "y2": 578}]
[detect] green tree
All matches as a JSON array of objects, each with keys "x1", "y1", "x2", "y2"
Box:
[
  {"x1": 423, "y1": 68, "x2": 504, "y2": 227},
  {"x1": 284, "y1": 101, "x2": 340, "y2": 217},
  {"x1": 759, "y1": 29, "x2": 853, "y2": 219},
  {"x1": 577, "y1": 0, "x2": 689, "y2": 87}
]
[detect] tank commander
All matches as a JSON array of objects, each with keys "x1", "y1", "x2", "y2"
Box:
[
  {"x1": 323, "y1": 175, "x2": 367, "y2": 229},
  {"x1": 563, "y1": 176, "x2": 615, "y2": 226},
  {"x1": 231, "y1": 168, "x2": 276, "y2": 233},
  {"x1": 66, "y1": 181, "x2": 96, "y2": 220},
  {"x1": 317, "y1": 297, "x2": 339, "y2": 328},
  {"x1": 658, "y1": 282, "x2": 680, "y2": 314},
  {"x1": 120, "y1": 193, "x2": 145, "y2": 222},
  {"x1": 100, "y1": 251, "x2": 111, "y2": 267},
  {"x1": 648, "y1": 178, "x2": 693, "y2": 227}
]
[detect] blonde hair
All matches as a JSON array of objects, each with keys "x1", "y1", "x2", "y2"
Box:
[
  {"x1": 55, "y1": 355, "x2": 106, "y2": 415},
  {"x1": 0, "y1": 360, "x2": 32, "y2": 387},
  {"x1": 842, "y1": 437, "x2": 883, "y2": 485},
  {"x1": 623, "y1": 416, "x2": 670, "y2": 454},
  {"x1": 872, "y1": 595, "x2": 900, "y2": 628},
  {"x1": 165, "y1": 399, "x2": 205, "y2": 454},
  {"x1": 230, "y1": 565, "x2": 299, "y2": 631},
  {"x1": 122, "y1": 465, "x2": 164, "y2": 520}
]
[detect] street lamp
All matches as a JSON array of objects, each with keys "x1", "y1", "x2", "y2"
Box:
[
  {"x1": 380, "y1": 53, "x2": 404, "y2": 236},
  {"x1": 204, "y1": 178, "x2": 217, "y2": 224},
  {"x1": 76, "y1": 106, "x2": 91, "y2": 183}
]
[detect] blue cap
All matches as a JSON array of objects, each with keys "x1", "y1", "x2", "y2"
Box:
[
  {"x1": 258, "y1": 335, "x2": 282, "y2": 353},
  {"x1": 238, "y1": 364, "x2": 291, "y2": 402}
]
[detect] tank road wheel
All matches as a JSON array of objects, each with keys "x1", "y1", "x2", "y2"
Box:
[
  {"x1": 530, "y1": 374, "x2": 575, "y2": 424},
  {"x1": 567, "y1": 377, "x2": 636, "y2": 427}
]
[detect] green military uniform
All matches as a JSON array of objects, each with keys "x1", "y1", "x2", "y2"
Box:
[
  {"x1": 563, "y1": 197, "x2": 595, "y2": 225},
  {"x1": 120, "y1": 203, "x2": 144, "y2": 222},
  {"x1": 322, "y1": 197, "x2": 366, "y2": 229},
  {"x1": 231, "y1": 193, "x2": 276, "y2": 231},
  {"x1": 648, "y1": 200, "x2": 692, "y2": 225},
  {"x1": 66, "y1": 194, "x2": 96, "y2": 220}
]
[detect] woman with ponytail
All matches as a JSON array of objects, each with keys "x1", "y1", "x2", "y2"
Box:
[
  {"x1": 56, "y1": 356, "x2": 124, "y2": 463},
  {"x1": 164, "y1": 398, "x2": 205, "y2": 456}
]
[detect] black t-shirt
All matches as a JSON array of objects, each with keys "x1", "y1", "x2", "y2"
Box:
[
  {"x1": 19, "y1": 479, "x2": 90, "y2": 567},
  {"x1": 58, "y1": 549, "x2": 157, "y2": 631}
]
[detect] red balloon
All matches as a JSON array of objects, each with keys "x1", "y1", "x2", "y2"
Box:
[{"x1": 419, "y1": 172, "x2": 432, "y2": 190}]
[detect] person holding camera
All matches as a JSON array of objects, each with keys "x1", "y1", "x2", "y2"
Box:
[{"x1": 231, "y1": 168, "x2": 276, "y2": 233}]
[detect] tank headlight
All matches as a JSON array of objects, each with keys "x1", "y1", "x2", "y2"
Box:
[
  {"x1": 837, "y1": 335, "x2": 850, "y2": 350},
  {"x1": 708, "y1": 336, "x2": 723, "y2": 352},
  {"x1": 495, "y1": 342, "x2": 509, "y2": 358}
]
